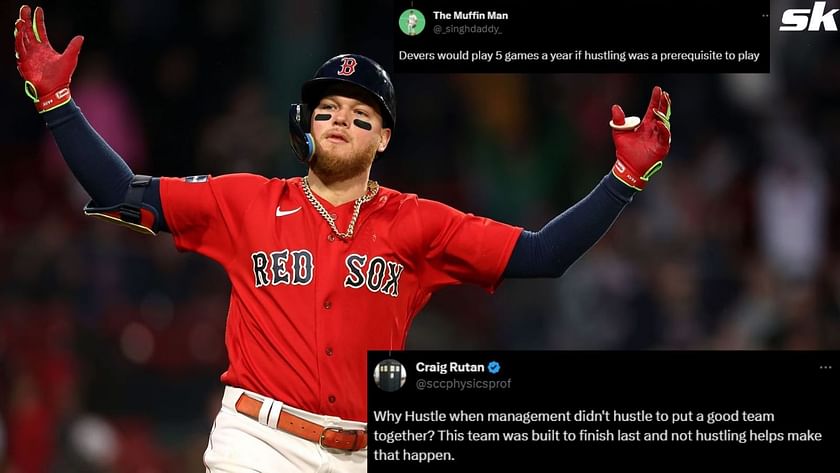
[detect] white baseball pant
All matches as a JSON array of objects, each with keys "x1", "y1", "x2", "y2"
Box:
[{"x1": 204, "y1": 386, "x2": 367, "y2": 473}]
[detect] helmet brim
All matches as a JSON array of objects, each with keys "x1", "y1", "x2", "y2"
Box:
[{"x1": 302, "y1": 77, "x2": 395, "y2": 129}]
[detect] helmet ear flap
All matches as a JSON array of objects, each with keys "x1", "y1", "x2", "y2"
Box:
[{"x1": 289, "y1": 103, "x2": 315, "y2": 163}]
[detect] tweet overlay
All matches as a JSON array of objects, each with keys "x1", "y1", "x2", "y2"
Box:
[
  {"x1": 394, "y1": 0, "x2": 770, "y2": 73},
  {"x1": 368, "y1": 351, "x2": 838, "y2": 471}
]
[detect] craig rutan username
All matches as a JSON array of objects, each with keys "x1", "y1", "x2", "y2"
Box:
[{"x1": 415, "y1": 361, "x2": 486, "y2": 375}]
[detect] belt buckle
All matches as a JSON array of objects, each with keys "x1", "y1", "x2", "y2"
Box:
[
  {"x1": 319, "y1": 426, "x2": 343, "y2": 449},
  {"x1": 320, "y1": 426, "x2": 363, "y2": 451}
]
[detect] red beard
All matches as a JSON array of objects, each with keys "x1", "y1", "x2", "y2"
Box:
[{"x1": 311, "y1": 136, "x2": 377, "y2": 184}]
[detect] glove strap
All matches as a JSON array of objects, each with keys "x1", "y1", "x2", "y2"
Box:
[
  {"x1": 611, "y1": 159, "x2": 664, "y2": 192},
  {"x1": 26, "y1": 81, "x2": 72, "y2": 113},
  {"x1": 611, "y1": 160, "x2": 646, "y2": 191}
]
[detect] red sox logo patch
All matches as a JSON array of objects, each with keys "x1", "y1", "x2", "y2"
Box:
[
  {"x1": 337, "y1": 57, "x2": 358, "y2": 76},
  {"x1": 250, "y1": 249, "x2": 404, "y2": 298},
  {"x1": 251, "y1": 249, "x2": 314, "y2": 288},
  {"x1": 344, "y1": 254, "x2": 404, "y2": 298}
]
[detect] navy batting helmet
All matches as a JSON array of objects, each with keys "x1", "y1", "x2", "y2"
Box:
[{"x1": 289, "y1": 54, "x2": 396, "y2": 163}]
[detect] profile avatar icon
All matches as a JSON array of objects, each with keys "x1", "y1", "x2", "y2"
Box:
[
  {"x1": 399, "y1": 9, "x2": 426, "y2": 36},
  {"x1": 374, "y1": 359, "x2": 407, "y2": 392}
]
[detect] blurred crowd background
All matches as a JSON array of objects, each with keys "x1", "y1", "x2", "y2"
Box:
[{"x1": 1, "y1": 0, "x2": 838, "y2": 471}]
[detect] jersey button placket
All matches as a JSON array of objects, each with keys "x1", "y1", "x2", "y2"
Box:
[
  {"x1": 327, "y1": 234, "x2": 335, "y2": 242},
  {"x1": 325, "y1": 347, "x2": 333, "y2": 356},
  {"x1": 328, "y1": 395, "x2": 336, "y2": 403},
  {"x1": 323, "y1": 300, "x2": 331, "y2": 309}
]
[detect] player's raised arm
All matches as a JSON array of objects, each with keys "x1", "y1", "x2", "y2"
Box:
[
  {"x1": 504, "y1": 86, "x2": 671, "y2": 278},
  {"x1": 14, "y1": 5, "x2": 166, "y2": 234}
]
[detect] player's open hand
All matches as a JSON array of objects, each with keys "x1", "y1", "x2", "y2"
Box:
[
  {"x1": 14, "y1": 5, "x2": 84, "y2": 112},
  {"x1": 609, "y1": 86, "x2": 671, "y2": 191}
]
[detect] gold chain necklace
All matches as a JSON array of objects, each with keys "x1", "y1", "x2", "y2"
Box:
[{"x1": 301, "y1": 176, "x2": 379, "y2": 240}]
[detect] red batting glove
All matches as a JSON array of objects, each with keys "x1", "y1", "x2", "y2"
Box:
[
  {"x1": 14, "y1": 5, "x2": 84, "y2": 113},
  {"x1": 609, "y1": 86, "x2": 672, "y2": 191}
]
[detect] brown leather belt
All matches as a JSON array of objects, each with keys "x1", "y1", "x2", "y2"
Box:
[{"x1": 234, "y1": 394, "x2": 367, "y2": 451}]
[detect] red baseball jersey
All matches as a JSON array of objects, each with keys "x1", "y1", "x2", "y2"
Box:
[{"x1": 160, "y1": 174, "x2": 522, "y2": 421}]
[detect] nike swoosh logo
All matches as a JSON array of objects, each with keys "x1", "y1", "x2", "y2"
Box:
[{"x1": 276, "y1": 207, "x2": 301, "y2": 217}]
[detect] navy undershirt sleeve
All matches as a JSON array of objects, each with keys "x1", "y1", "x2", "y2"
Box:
[
  {"x1": 43, "y1": 100, "x2": 168, "y2": 232},
  {"x1": 503, "y1": 174, "x2": 636, "y2": 278}
]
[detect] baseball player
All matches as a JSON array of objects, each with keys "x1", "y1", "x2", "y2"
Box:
[{"x1": 14, "y1": 5, "x2": 670, "y2": 472}]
